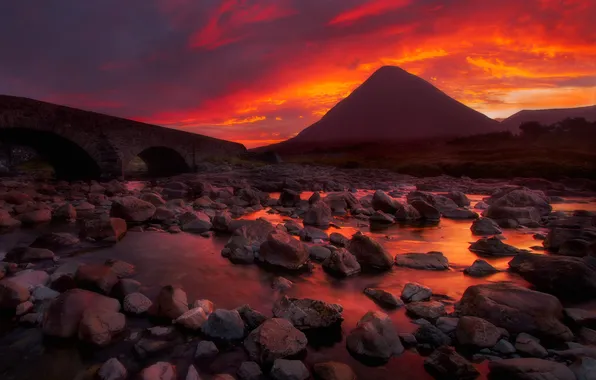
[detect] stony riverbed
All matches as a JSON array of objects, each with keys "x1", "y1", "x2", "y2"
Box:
[{"x1": 1, "y1": 163, "x2": 596, "y2": 380}]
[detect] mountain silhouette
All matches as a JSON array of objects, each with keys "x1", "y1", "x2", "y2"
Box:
[
  {"x1": 500, "y1": 105, "x2": 596, "y2": 131},
  {"x1": 285, "y1": 66, "x2": 501, "y2": 145}
]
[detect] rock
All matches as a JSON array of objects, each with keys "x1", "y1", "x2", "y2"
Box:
[
  {"x1": 346, "y1": 311, "x2": 404, "y2": 361},
  {"x1": 223, "y1": 236, "x2": 255, "y2": 264},
  {"x1": 195, "y1": 340, "x2": 219, "y2": 359},
  {"x1": 4, "y1": 247, "x2": 54, "y2": 263},
  {"x1": 544, "y1": 227, "x2": 596, "y2": 252},
  {"x1": 405, "y1": 301, "x2": 446, "y2": 320},
  {"x1": 75, "y1": 264, "x2": 118, "y2": 294},
  {"x1": 424, "y1": 346, "x2": 480, "y2": 380},
  {"x1": 322, "y1": 248, "x2": 361, "y2": 277},
  {"x1": 364, "y1": 288, "x2": 404, "y2": 308},
  {"x1": 488, "y1": 358, "x2": 575, "y2": 380},
  {"x1": 470, "y1": 237, "x2": 528, "y2": 257},
  {"x1": 243, "y1": 318, "x2": 307, "y2": 364},
  {"x1": 104, "y1": 259, "x2": 135, "y2": 278},
  {"x1": 186, "y1": 365, "x2": 200, "y2": 380},
  {"x1": 370, "y1": 210, "x2": 395, "y2": 224},
  {"x1": 42, "y1": 289, "x2": 120, "y2": 338},
  {"x1": 299, "y1": 226, "x2": 328, "y2": 242},
  {"x1": 309, "y1": 245, "x2": 332, "y2": 261},
  {"x1": 395, "y1": 252, "x2": 449, "y2": 270},
  {"x1": 31, "y1": 232, "x2": 81, "y2": 251},
  {"x1": 471, "y1": 218, "x2": 503, "y2": 236},
  {"x1": 17, "y1": 209, "x2": 52, "y2": 225},
  {"x1": 401, "y1": 282, "x2": 432, "y2": 303},
  {"x1": 303, "y1": 201, "x2": 332, "y2": 228},
  {"x1": 415, "y1": 324, "x2": 452, "y2": 348},
  {"x1": 31, "y1": 285, "x2": 59, "y2": 301},
  {"x1": 123, "y1": 293, "x2": 152, "y2": 314},
  {"x1": 394, "y1": 203, "x2": 422, "y2": 222},
  {"x1": 236, "y1": 304, "x2": 267, "y2": 331},
  {"x1": 270, "y1": 359, "x2": 309, "y2": 380},
  {"x1": 237, "y1": 361, "x2": 263, "y2": 380},
  {"x1": 273, "y1": 296, "x2": 343, "y2": 329},
  {"x1": 111, "y1": 278, "x2": 141, "y2": 299},
  {"x1": 139, "y1": 362, "x2": 176, "y2": 380},
  {"x1": 489, "y1": 188, "x2": 552, "y2": 215},
  {"x1": 193, "y1": 299, "x2": 214, "y2": 314},
  {"x1": 15, "y1": 300, "x2": 33, "y2": 316},
  {"x1": 446, "y1": 191, "x2": 472, "y2": 207},
  {"x1": 410, "y1": 200, "x2": 441, "y2": 221},
  {"x1": 140, "y1": 192, "x2": 166, "y2": 206},
  {"x1": 485, "y1": 206, "x2": 542, "y2": 227},
  {"x1": 181, "y1": 213, "x2": 212, "y2": 234},
  {"x1": 442, "y1": 208, "x2": 479, "y2": 220},
  {"x1": 493, "y1": 339, "x2": 516, "y2": 355},
  {"x1": 399, "y1": 333, "x2": 418, "y2": 347},
  {"x1": 579, "y1": 327, "x2": 596, "y2": 345},
  {"x1": 272, "y1": 276, "x2": 294, "y2": 292},
  {"x1": 212, "y1": 211, "x2": 232, "y2": 232},
  {"x1": 97, "y1": 358, "x2": 127, "y2": 380},
  {"x1": 464, "y1": 259, "x2": 500, "y2": 277},
  {"x1": 347, "y1": 232, "x2": 393, "y2": 270},
  {"x1": 371, "y1": 190, "x2": 400, "y2": 213},
  {"x1": 111, "y1": 196, "x2": 156, "y2": 222},
  {"x1": 7, "y1": 270, "x2": 49, "y2": 289},
  {"x1": 279, "y1": 189, "x2": 301, "y2": 207},
  {"x1": 0, "y1": 209, "x2": 21, "y2": 229},
  {"x1": 79, "y1": 217, "x2": 127, "y2": 241},
  {"x1": 259, "y1": 230, "x2": 309, "y2": 270},
  {"x1": 78, "y1": 310, "x2": 126, "y2": 346},
  {"x1": 456, "y1": 282, "x2": 573, "y2": 341},
  {"x1": 202, "y1": 309, "x2": 245, "y2": 341},
  {"x1": 570, "y1": 356, "x2": 596, "y2": 380},
  {"x1": 508, "y1": 253, "x2": 596, "y2": 301},
  {"x1": 436, "y1": 317, "x2": 459, "y2": 335},
  {"x1": 515, "y1": 333, "x2": 548, "y2": 358},
  {"x1": 53, "y1": 203, "x2": 77, "y2": 222},
  {"x1": 312, "y1": 362, "x2": 356, "y2": 380},
  {"x1": 456, "y1": 316, "x2": 502, "y2": 348},
  {"x1": 151, "y1": 286, "x2": 189, "y2": 319},
  {"x1": 230, "y1": 218, "x2": 276, "y2": 245},
  {"x1": 564, "y1": 308, "x2": 596, "y2": 327}
]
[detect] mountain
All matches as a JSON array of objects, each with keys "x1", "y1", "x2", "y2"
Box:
[
  {"x1": 276, "y1": 66, "x2": 502, "y2": 147},
  {"x1": 500, "y1": 105, "x2": 596, "y2": 131}
]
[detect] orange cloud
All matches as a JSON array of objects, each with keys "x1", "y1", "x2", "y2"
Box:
[{"x1": 329, "y1": 0, "x2": 412, "y2": 25}]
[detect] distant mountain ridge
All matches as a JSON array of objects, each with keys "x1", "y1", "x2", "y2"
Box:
[{"x1": 500, "y1": 105, "x2": 596, "y2": 131}]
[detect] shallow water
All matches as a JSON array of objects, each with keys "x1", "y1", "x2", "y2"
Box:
[{"x1": 1, "y1": 195, "x2": 594, "y2": 380}]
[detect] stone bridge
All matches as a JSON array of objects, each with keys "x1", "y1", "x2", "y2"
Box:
[{"x1": 0, "y1": 95, "x2": 246, "y2": 179}]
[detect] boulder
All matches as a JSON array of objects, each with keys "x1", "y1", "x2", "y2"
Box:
[
  {"x1": 272, "y1": 296, "x2": 343, "y2": 329},
  {"x1": 17, "y1": 209, "x2": 52, "y2": 225},
  {"x1": 111, "y1": 196, "x2": 156, "y2": 222},
  {"x1": 569, "y1": 356, "x2": 596, "y2": 380},
  {"x1": 140, "y1": 192, "x2": 166, "y2": 206},
  {"x1": 394, "y1": 203, "x2": 422, "y2": 222},
  {"x1": 446, "y1": 191, "x2": 471, "y2": 207},
  {"x1": 415, "y1": 324, "x2": 451, "y2": 348},
  {"x1": 330, "y1": 233, "x2": 350, "y2": 247},
  {"x1": 309, "y1": 245, "x2": 332, "y2": 261},
  {"x1": 0, "y1": 209, "x2": 21, "y2": 229},
  {"x1": 123, "y1": 293, "x2": 153, "y2": 314},
  {"x1": 436, "y1": 317, "x2": 459, "y2": 335},
  {"x1": 456, "y1": 282, "x2": 573, "y2": 341},
  {"x1": 42, "y1": 289, "x2": 120, "y2": 338},
  {"x1": 236, "y1": 304, "x2": 267, "y2": 331},
  {"x1": 75, "y1": 264, "x2": 119, "y2": 294},
  {"x1": 410, "y1": 200, "x2": 441, "y2": 221},
  {"x1": 471, "y1": 218, "x2": 503, "y2": 236},
  {"x1": 469, "y1": 237, "x2": 527, "y2": 257},
  {"x1": 464, "y1": 259, "x2": 499, "y2": 277},
  {"x1": 243, "y1": 318, "x2": 307, "y2": 364},
  {"x1": 371, "y1": 190, "x2": 400, "y2": 213},
  {"x1": 395, "y1": 251, "x2": 449, "y2": 270},
  {"x1": 259, "y1": 230, "x2": 309, "y2": 270},
  {"x1": 406, "y1": 301, "x2": 447, "y2": 320},
  {"x1": 347, "y1": 232, "x2": 393, "y2": 270},
  {"x1": 485, "y1": 206, "x2": 542, "y2": 227},
  {"x1": 150, "y1": 285, "x2": 189, "y2": 319},
  {"x1": 139, "y1": 362, "x2": 176, "y2": 380},
  {"x1": 322, "y1": 248, "x2": 361, "y2": 277},
  {"x1": 4, "y1": 247, "x2": 54, "y2": 263},
  {"x1": 0, "y1": 279, "x2": 30, "y2": 309},
  {"x1": 488, "y1": 358, "x2": 575, "y2": 380},
  {"x1": 97, "y1": 358, "x2": 127, "y2": 380},
  {"x1": 401, "y1": 282, "x2": 432, "y2": 303},
  {"x1": 515, "y1": 333, "x2": 548, "y2": 358},
  {"x1": 544, "y1": 227, "x2": 596, "y2": 252},
  {"x1": 279, "y1": 189, "x2": 301, "y2": 207},
  {"x1": 212, "y1": 211, "x2": 232, "y2": 232},
  {"x1": 195, "y1": 340, "x2": 219, "y2": 359},
  {"x1": 53, "y1": 203, "x2": 77, "y2": 222},
  {"x1": 346, "y1": 311, "x2": 404, "y2": 361},
  {"x1": 7, "y1": 270, "x2": 49, "y2": 289},
  {"x1": 78, "y1": 310, "x2": 126, "y2": 346},
  {"x1": 202, "y1": 309, "x2": 245, "y2": 341},
  {"x1": 488, "y1": 188, "x2": 552, "y2": 215},
  {"x1": 303, "y1": 201, "x2": 332, "y2": 228},
  {"x1": 364, "y1": 288, "x2": 404, "y2": 308},
  {"x1": 30, "y1": 232, "x2": 80, "y2": 251},
  {"x1": 299, "y1": 226, "x2": 329, "y2": 242},
  {"x1": 237, "y1": 361, "x2": 263, "y2": 380},
  {"x1": 312, "y1": 362, "x2": 356, "y2": 380},
  {"x1": 424, "y1": 346, "x2": 479, "y2": 380},
  {"x1": 456, "y1": 316, "x2": 502, "y2": 348},
  {"x1": 270, "y1": 359, "x2": 309, "y2": 380},
  {"x1": 442, "y1": 208, "x2": 479, "y2": 220},
  {"x1": 79, "y1": 217, "x2": 127, "y2": 241}
]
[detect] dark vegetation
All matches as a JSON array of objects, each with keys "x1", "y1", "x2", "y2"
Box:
[{"x1": 273, "y1": 118, "x2": 596, "y2": 180}]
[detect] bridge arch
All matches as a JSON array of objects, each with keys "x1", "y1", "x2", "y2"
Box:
[
  {"x1": 127, "y1": 146, "x2": 190, "y2": 177},
  {"x1": 0, "y1": 127, "x2": 102, "y2": 179}
]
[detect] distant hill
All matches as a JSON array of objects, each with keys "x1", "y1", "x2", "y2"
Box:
[
  {"x1": 264, "y1": 66, "x2": 502, "y2": 151},
  {"x1": 501, "y1": 105, "x2": 596, "y2": 131}
]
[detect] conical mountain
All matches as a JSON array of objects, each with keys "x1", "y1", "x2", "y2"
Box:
[{"x1": 289, "y1": 66, "x2": 501, "y2": 144}]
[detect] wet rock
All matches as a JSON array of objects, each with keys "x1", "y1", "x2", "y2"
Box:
[
  {"x1": 31, "y1": 285, "x2": 59, "y2": 302},
  {"x1": 469, "y1": 237, "x2": 527, "y2": 257},
  {"x1": 515, "y1": 333, "x2": 548, "y2": 358},
  {"x1": 471, "y1": 218, "x2": 503, "y2": 236},
  {"x1": 395, "y1": 251, "x2": 449, "y2": 270},
  {"x1": 300, "y1": 226, "x2": 329, "y2": 242},
  {"x1": 442, "y1": 208, "x2": 479, "y2": 220},
  {"x1": 322, "y1": 248, "x2": 361, "y2": 277},
  {"x1": 401, "y1": 282, "x2": 432, "y2": 303},
  {"x1": 150, "y1": 285, "x2": 189, "y2": 319},
  {"x1": 79, "y1": 217, "x2": 127, "y2": 241},
  {"x1": 153, "y1": 207, "x2": 176, "y2": 222},
  {"x1": 312, "y1": 361, "x2": 356, "y2": 380},
  {"x1": 394, "y1": 203, "x2": 422, "y2": 222},
  {"x1": 371, "y1": 190, "x2": 400, "y2": 213},
  {"x1": 4, "y1": 247, "x2": 54, "y2": 263},
  {"x1": 464, "y1": 259, "x2": 500, "y2": 277},
  {"x1": 31, "y1": 232, "x2": 80, "y2": 251},
  {"x1": 259, "y1": 230, "x2": 309, "y2": 270},
  {"x1": 111, "y1": 278, "x2": 141, "y2": 300},
  {"x1": 370, "y1": 210, "x2": 395, "y2": 224},
  {"x1": 309, "y1": 245, "x2": 332, "y2": 261},
  {"x1": 194, "y1": 299, "x2": 215, "y2": 314},
  {"x1": 140, "y1": 192, "x2": 166, "y2": 206},
  {"x1": 405, "y1": 301, "x2": 446, "y2": 320},
  {"x1": 564, "y1": 308, "x2": 596, "y2": 327},
  {"x1": 236, "y1": 304, "x2": 267, "y2": 331},
  {"x1": 325, "y1": 192, "x2": 360, "y2": 215},
  {"x1": 78, "y1": 309, "x2": 126, "y2": 346},
  {"x1": 544, "y1": 227, "x2": 596, "y2": 252},
  {"x1": 181, "y1": 212, "x2": 212, "y2": 234},
  {"x1": 508, "y1": 253, "x2": 596, "y2": 301},
  {"x1": 270, "y1": 359, "x2": 309, "y2": 380},
  {"x1": 493, "y1": 339, "x2": 516, "y2": 355},
  {"x1": 347, "y1": 232, "x2": 393, "y2": 270},
  {"x1": 42, "y1": 289, "x2": 120, "y2": 338},
  {"x1": 364, "y1": 288, "x2": 404, "y2": 308},
  {"x1": 303, "y1": 201, "x2": 332, "y2": 228},
  {"x1": 559, "y1": 238, "x2": 593, "y2": 257},
  {"x1": 230, "y1": 218, "x2": 276, "y2": 245},
  {"x1": 15, "y1": 300, "x2": 33, "y2": 316},
  {"x1": 0, "y1": 209, "x2": 21, "y2": 229},
  {"x1": 223, "y1": 236, "x2": 255, "y2": 264},
  {"x1": 485, "y1": 206, "x2": 542, "y2": 227},
  {"x1": 123, "y1": 293, "x2": 152, "y2": 314},
  {"x1": 446, "y1": 191, "x2": 472, "y2": 207},
  {"x1": 97, "y1": 358, "x2": 127, "y2": 380},
  {"x1": 436, "y1": 317, "x2": 459, "y2": 335},
  {"x1": 111, "y1": 196, "x2": 156, "y2": 222},
  {"x1": 488, "y1": 358, "x2": 574, "y2": 380},
  {"x1": 212, "y1": 211, "x2": 232, "y2": 232},
  {"x1": 346, "y1": 311, "x2": 404, "y2": 361},
  {"x1": 579, "y1": 327, "x2": 596, "y2": 345},
  {"x1": 104, "y1": 259, "x2": 135, "y2": 278},
  {"x1": 195, "y1": 340, "x2": 219, "y2": 359},
  {"x1": 415, "y1": 324, "x2": 452, "y2": 348},
  {"x1": 271, "y1": 276, "x2": 293, "y2": 292},
  {"x1": 75, "y1": 264, "x2": 118, "y2": 294},
  {"x1": 456, "y1": 282, "x2": 573, "y2": 341},
  {"x1": 569, "y1": 356, "x2": 596, "y2": 380},
  {"x1": 7, "y1": 270, "x2": 49, "y2": 289},
  {"x1": 272, "y1": 296, "x2": 343, "y2": 329},
  {"x1": 17, "y1": 209, "x2": 52, "y2": 225},
  {"x1": 456, "y1": 316, "x2": 502, "y2": 348},
  {"x1": 244, "y1": 318, "x2": 307, "y2": 364},
  {"x1": 202, "y1": 309, "x2": 245, "y2": 341},
  {"x1": 424, "y1": 346, "x2": 480, "y2": 380},
  {"x1": 139, "y1": 362, "x2": 176, "y2": 380},
  {"x1": 53, "y1": 203, "x2": 77, "y2": 222},
  {"x1": 237, "y1": 361, "x2": 263, "y2": 380},
  {"x1": 489, "y1": 188, "x2": 552, "y2": 216},
  {"x1": 279, "y1": 189, "x2": 301, "y2": 207},
  {"x1": 410, "y1": 200, "x2": 441, "y2": 221}
]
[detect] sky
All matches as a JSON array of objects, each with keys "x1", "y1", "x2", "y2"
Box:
[{"x1": 0, "y1": 0, "x2": 595, "y2": 148}]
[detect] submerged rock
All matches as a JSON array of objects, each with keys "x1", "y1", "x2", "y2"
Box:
[
  {"x1": 471, "y1": 218, "x2": 503, "y2": 236},
  {"x1": 272, "y1": 296, "x2": 343, "y2": 329},
  {"x1": 395, "y1": 252, "x2": 449, "y2": 270},
  {"x1": 469, "y1": 237, "x2": 527, "y2": 257},
  {"x1": 243, "y1": 318, "x2": 307, "y2": 364},
  {"x1": 401, "y1": 282, "x2": 432, "y2": 303},
  {"x1": 464, "y1": 259, "x2": 499, "y2": 277},
  {"x1": 4, "y1": 247, "x2": 54, "y2": 263},
  {"x1": 0, "y1": 279, "x2": 30, "y2": 309},
  {"x1": 364, "y1": 288, "x2": 404, "y2": 308}
]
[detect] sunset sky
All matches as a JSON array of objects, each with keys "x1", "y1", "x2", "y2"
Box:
[{"x1": 1, "y1": 0, "x2": 595, "y2": 147}]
